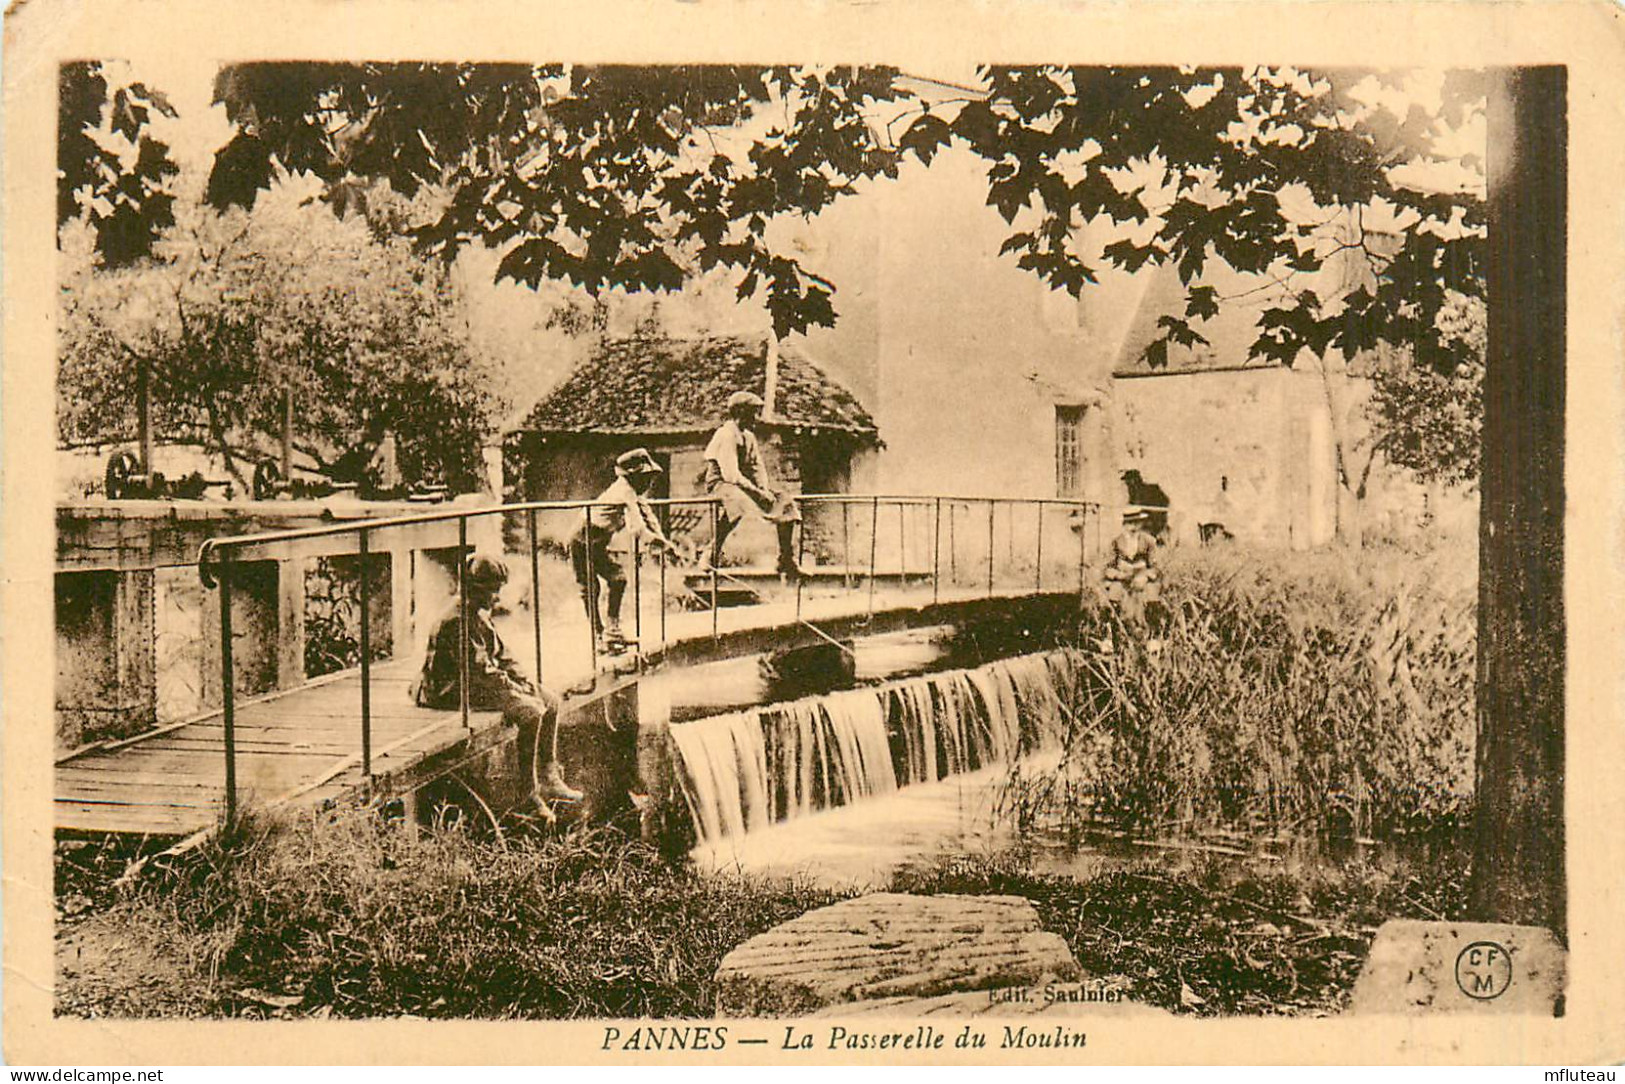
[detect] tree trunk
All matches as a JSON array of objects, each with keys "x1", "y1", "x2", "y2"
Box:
[
  {"x1": 1335, "y1": 481, "x2": 1364, "y2": 548},
  {"x1": 136, "y1": 357, "x2": 154, "y2": 485},
  {"x1": 280, "y1": 386, "x2": 294, "y2": 478},
  {"x1": 205, "y1": 400, "x2": 251, "y2": 492},
  {"x1": 1423, "y1": 478, "x2": 1445, "y2": 529},
  {"x1": 1470, "y1": 67, "x2": 1566, "y2": 938},
  {"x1": 1315, "y1": 357, "x2": 1367, "y2": 547}
]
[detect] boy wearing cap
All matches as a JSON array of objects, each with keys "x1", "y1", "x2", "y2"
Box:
[
  {"x1": 571, "y1": 447, "x2": 675, "y2": 653},
  {"x1": 414, "y1": 554, "x2": 582, "y2": 812},
  {"x1": 702, "y1": 390, "x2": 802, "y2": 578}
]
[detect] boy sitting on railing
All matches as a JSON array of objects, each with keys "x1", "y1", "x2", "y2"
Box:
[
  {"x1": 702, "y1": 390, "x2": 802, "y2": 580},
  {"x1": 413, "y1": 554, "x2": 583, "y2": 815},
  {"x1": 570, "y1": 448, "x2": 676, "y2": 655}
]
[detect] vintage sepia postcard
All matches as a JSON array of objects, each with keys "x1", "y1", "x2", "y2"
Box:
[{"x1": 5, "y1": 0, "x2": 1624, "y2": 1068}]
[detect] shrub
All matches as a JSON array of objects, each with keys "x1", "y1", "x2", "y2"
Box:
[
  {"x1": 303, "y1": 557, "x2": 390, "y2": 678},
  {"x1": 1023, "y1": 542, "x2": 1476, "y2": 842}
]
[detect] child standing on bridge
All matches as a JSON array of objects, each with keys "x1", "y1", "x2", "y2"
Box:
[
  {"x1": 570, "y1": 448, "x2": 675, "y2": 655},
  {"x1": 413, "y1": 554, "x2": 583, "y2": 815}
]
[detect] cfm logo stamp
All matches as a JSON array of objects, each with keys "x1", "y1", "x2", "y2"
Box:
[{"x1": 1454, "y1": 940, "x2": 1513, "y2": 1000}]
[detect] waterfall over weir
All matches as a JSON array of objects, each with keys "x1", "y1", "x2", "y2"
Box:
[{"x1": 666, "y1": 650, "x2": 1082, "y2": 845}]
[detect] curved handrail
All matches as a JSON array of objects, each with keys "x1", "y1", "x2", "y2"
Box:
[
  {"x1": 197, "y1": 495, "x2": 726, "y2": 586},
  {"x1": 195, "y1": 493, "x2": 1101, "y2": 585}
]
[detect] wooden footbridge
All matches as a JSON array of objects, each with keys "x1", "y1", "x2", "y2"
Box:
[{"x1": 54, "y1": 494, "x2": 1100, "y2": 840}]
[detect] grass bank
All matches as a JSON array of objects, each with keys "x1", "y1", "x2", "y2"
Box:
[
  {"x1": 59, "y1": 810, "x2": 1469, "y2": 1019},
  {"x1": 894, "y1": 847, "x2": 1470, "y2": 1017},
  {"x1": 58, "y1": 813, "x2": 846, "y2": 1019}
]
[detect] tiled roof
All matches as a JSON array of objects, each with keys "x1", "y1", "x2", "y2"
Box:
[{"x1": 520, "y1": 333, "x2": 878, "y2": 438}]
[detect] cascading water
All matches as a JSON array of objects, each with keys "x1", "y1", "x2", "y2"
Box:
[{"x1": 668, "y1": 650, "x2": 1082, "y2": 844}]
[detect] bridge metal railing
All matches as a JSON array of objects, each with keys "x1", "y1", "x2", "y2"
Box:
[{"x1": 195, "y1": 492, "x2": 1101, "y2": 820}]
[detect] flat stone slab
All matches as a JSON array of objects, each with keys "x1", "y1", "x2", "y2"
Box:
[
  {"x1": 1349, "y1": 920, "x2": 1566, "y2": 1016},
  {"x1": 714, "y1": 893, "x2": 1081, "y2": 1016}
]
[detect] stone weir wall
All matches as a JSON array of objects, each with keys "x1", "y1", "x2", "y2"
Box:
[
  {"x1": 435, "y1": 593, "x2": 1089, "y2": 845},
  {"x1": 659, "y1": 649, "x2": 1083, "y2": 846},
  {"x1": 626, "y1": 593, "x2": 1088, "y2": 850}
]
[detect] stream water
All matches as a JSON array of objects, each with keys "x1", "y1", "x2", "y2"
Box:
[
  {"x1": 658, "y1": 635, "x2": 1432, "y2": 889},
  {"x1": 664, "y1": 647, "x2": 1086, "y2": 884}
]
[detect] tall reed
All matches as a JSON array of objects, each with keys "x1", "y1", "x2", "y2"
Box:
[{"x1": 1016, "y1": 543, "x2": 1476, "y2": 843}]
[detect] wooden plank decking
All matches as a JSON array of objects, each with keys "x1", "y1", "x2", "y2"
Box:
[
  {"x1": 54, "y1": 577, "x2": 1068, "y2": 839},
  {"x1": 54, "y1": 664, "x2": 497, "y2": 837}
]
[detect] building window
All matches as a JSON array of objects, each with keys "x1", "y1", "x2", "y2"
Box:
[{"x1": 1055, "y1": 405, "x2": 1084, "y2": 497}]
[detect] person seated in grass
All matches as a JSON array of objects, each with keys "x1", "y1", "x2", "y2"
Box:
[
  {"x1": 413, "y1": 554, "x2": 582, "y2": 814},
  {"x1": 570, "y1": 447, "x2": 676, "y2": 654},
  {"x1": 702, "y1": 390, "x2": 802, "y2": 579}
]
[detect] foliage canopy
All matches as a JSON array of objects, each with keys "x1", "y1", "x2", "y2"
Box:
[
  {"x1": 59, "y1": 178, "x2": 502, "y2": 488},
  {"x1": 59, "y1": 62, "x2": 1487, "y2": 484},
  {"x1": 58, "y1": 61, "x2": 180, "y2": 268},
  {"x1": 199, "y1": 63, "x2": 1485, "y2": 373}
]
